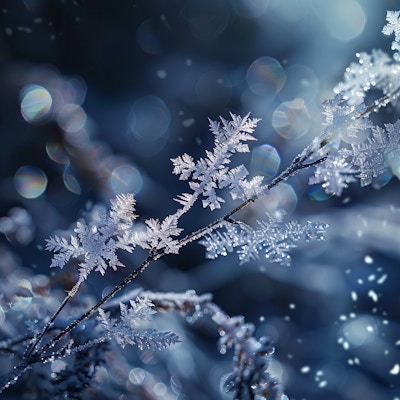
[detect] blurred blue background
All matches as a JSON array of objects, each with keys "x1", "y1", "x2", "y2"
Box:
[{"x1": 0, "y1": 1, "x2": 399, "y2": 399}]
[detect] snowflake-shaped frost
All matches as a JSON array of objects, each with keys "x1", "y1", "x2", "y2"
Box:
[
  {"x1": 97, "y1": 297, "x2": 180, "y2": 350},
  {"x1": 346, "y1": 122, "x2": 400, "y2": 186},
  {"x1": 46, "y1": 193, "x2": 138, "y2": 281},
  {"x1": 319, "y1": 96, "x2": 373, "y2": 150},
  {"x1": 334, "y1": 50, "x2": 394, "y2": 106},
  {"x1": 171, "y1": 113, "x2": 267, "y2": 210},
  {"x1": 199, "y1": 215, "x2": 328, "y2": 266},
  {"x1": 143, "y1": 215, "x2": 183, "y2": 254},
  {"x1": 309, "y1": 155, "x2": 357, "y2": 196},
  {"x1": 382, "y1": 10, "x2": 400, "y2": 60}
]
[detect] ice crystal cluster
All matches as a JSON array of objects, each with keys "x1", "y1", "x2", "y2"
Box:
[
  {"x1": 0, "y1": 9, "x2": 400, "y2": 400},
  {"x1": 200, "y1": 214, "x2": 328, "y2": 266},
  {"x1": 309, "y1": 10, "x2": 400, "y2": 195}
]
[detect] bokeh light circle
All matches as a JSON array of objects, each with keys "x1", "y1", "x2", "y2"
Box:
[
  {"x1": 63, "y1": 164, "x2": 81, "y2": 195},
  {"x1": 250, "y1": 144, "x2": 281, "y2": 181},
  {"x1": 371, "y1": 170, "x2": 392, "y2": 190},
  {"x1": 231, "y1": 0, "x2": 270, "y2": 18},
  {"x1": 339, "y1": 127, "x2": 370, "y2": 145},
  {"x1": 279, "y1": 64, "x2": 319, "y2": 103},
  {"x1": 320, "y1": 0, "x2": 366, "y2": 42},
  {"x1": 46, "y1": 141, "x2": 69, "y2": 164},
  {"x1": 387, "y1": 153, "x2": 400, "y2": 180},
  {"x1": 271, "y1": 0, "x2": 311, "y2": 22},
  {"x1": 307, "y1": 185, "x2": 333, "y2": 201},
  {"x1": 181, "y1": 0, "x2": 230, "y2": 41},
  {"x1": 10, "y1": 278, "x2": 32, "y2": 310},
  {"x1": 57, "y1": 104, "x2": 87, "y2": 133},
  {"x1": 129, "y1": 96, "x2": 171, "y2": 143},
  {"x1": 136, "y1": 19, "x2": 162, "y2": 55},
  {"x1": 0, "y1": 207, "x2": 35, "y2": 245},
  {"x1": 110, "y1": 164, "x2": 143, "y2": 195},
  {"x1": 20, "y1": 84, "x2": 52, "y2": 124},
  {"x1": 14, "y1": 166, "x2": 48, "y2": 199},
  {"x1": 246, "y1": 57, "x2": 285, "y2": 95},
  {"x1": 260, "y1": 183, "x2": 298, "y2": 214},
  {"x1": 340, "y1": 316, "x2": 377, "y2": 347},
  {"x1": 272, "y1": 98, "x2": 311, "y2": 140}
]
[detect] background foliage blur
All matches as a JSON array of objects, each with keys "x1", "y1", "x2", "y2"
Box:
[{"x1": 0, "y1": 1, "x2": 399, "y2": 399}]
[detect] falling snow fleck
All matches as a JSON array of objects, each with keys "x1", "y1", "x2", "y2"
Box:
[
  {"x1": 368, "y1": 290, "x2": 379, "y2": 302},
  {"x1": 300, "y1": 366, "x2": 310, "y2": 373},
  {"x1": 364, "y1": 255, "x2": 374, "y2": 264},
  {"x1": 389, "y1": 364, "x2": 400, "y2": 375},
  {"x1": 377, "y1": 274, "x2": 387, "y2": 284}
]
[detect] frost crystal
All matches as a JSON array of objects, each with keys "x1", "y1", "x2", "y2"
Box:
[
  {"x1": 143, "y1": 215, "x2": 183, "y2": 254},
  {"x1": 97, "y1": 297, "x2": 180, "y2": 350},
  {"x1": 345, "y1": 122, "x2": 400, "y2": 186},
  {"x1": 333, "y1": 50, "x2": 395, "y2": 106},
  {"x1": 199, "y1": 214, "x2": 328, "y2": 266},
  {"x1": 319, "y1": 96, "x2": 372, "y2": 148},
  {"x1": 171, "y1": 113, "x2": 268, "y2": 210},
  {"x1": 309, "y1": 156, "x2": 357, "y2": 196},
  {"x1": 382, "y1": 10, "x2": 400, "y2": 61},
  {"x1": 46, "y1": 194, "x2": 138, "y2": 281}
]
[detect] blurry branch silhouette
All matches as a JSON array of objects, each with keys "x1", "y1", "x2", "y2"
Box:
[{"x1": 1, "y1": 9, "x2": 400, "y2": 400}]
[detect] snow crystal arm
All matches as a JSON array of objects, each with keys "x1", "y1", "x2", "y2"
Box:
[
  {"x1": 382, "y1": 10, "x2": 400, "y2": 61},
  {"x1": 200, "y1": 215, "x2": 328, "y2": 266},
  {"x1": 309, "y1": 26, "x2": 400, "y2": 197},
  {"x1": 170, "y1": 113, "x2": 262, "y2": 214},
  {"x1": 96, "y1": 296, "x2": 180, "y2": 350}
]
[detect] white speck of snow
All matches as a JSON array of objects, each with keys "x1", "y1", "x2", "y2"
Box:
[
  {"x1": 377, "y1": 274, "x2": 387, "y2": 284},
  {"x1": 389, "y1": 364, "x2": 400, "y2": 375},
  {"x1": 182, "y1": 118, "x2": 195, "y2": 128},
  {"x1": 364, "y1": 255, "x2": 374, "y2": 264},
  {"x1": 368, "y1": 290, "x2": 379, "y2": 302}
]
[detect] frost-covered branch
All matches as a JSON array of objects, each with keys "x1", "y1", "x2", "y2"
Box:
[
  {"x1": 23, "y1": 112, "x2": 328, "y2": 372},
  {"x1": 141, "y1": 290, "x2": 286, "y2": 400},
  {"x1": 2, "y1": 10, "x2": 400, "y2": 400}
]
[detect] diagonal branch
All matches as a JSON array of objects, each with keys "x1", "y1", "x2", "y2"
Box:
[
  {"x1": 26, "y1": 147, "x2": 326, "y2": 364},
  {"x1": 23, "y1": 89, "x2": 385, "y2": 369}
]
